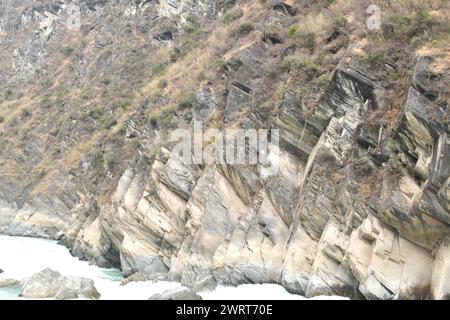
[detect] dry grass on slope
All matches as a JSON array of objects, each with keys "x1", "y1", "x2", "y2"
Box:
[{"x1": 1, "y1": 0, "x2": 448, "y2": 199}]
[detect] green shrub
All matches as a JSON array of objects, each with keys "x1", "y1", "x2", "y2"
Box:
[
  {"x1": 104, "y1": 153, "x2": 116, "y2": 170},
  {"x1": 80, "y1": 88, "x2": 93, "y2": 100},
  {"x1": 215, "y1": 57, "x2": 242, "y2": 72},
  {"x1": 127, "y1": 137, "x2": 140, "y2": 148},
  {"x1": 275, "y1": 84, "x2": 287, "y2": 102},
  {"x1": 151, "y1": 62, "x2": 168, "y2": 76},
  {"x1": 388, "y1": 71, "x2": 401, "y2": 81},
  {"x1": 88, "y1": 105, "x2": 102, "y2": 118},
  {"x1": 120, "y1": 96, "x2": 134, "y2": 111},
  {"x1": 224, "y1": 0, "x2": 237, "y2": 8},
  {"x1": 190, "y1": 28, "x2": 208, "y2": 39},
  {"x1": 282, "y1": 56, "x2": 298, "y2": 72},
  {"x1": 315, "y1": 72, "x2": 332, "y2": 87},
  {"x1": 265, "y1": 24, "x2": 283, "y2": 42},
  {"x1": 388, "y1": 9, "x2": 438, "y2": 41},
  {"x1": 158, "y1": 79, "x2": 168, "y2": 89},
  {"x1": 41, "y1": 96, "x2": 52, "y2": 109},
  {"x1": 332, "y1": 15, "x2": 348, "y2": 29},
  {"x1": 125, "y1": 23, "x2": 133, "y2": 34},
  {"x1": 170, "y1": 48, "x2": 183, "y2": 62},
  {"x1": 21, "y1": 108, "x2": 30, "y2": 118},
  {"x1": 353, "y1": 157, "x2": 375, "y2": 176},
  {"x1": 101, "y1": 116, "x2": 118, "y2": 130},
  {"x1": 177, "y1": 91, "x2": 197, "y2": 110},
  {"x1": 234, "y1": 22, "x2": 254, "y2": 38},
  {"x1": 197, "y1": 71, "x2": 207, "y2": 82},
  {"x1": 184, "y1": 15, "x2": 202, "y2": 34},
  {"x1": 160, "y1": 107, "x2": 177, "y2": 128},
  {"x1": 101, "y1": 78, "x2": 111, "y2": 86},
  {"x1": 301, "y1": 32, "x2": 316, "y2": 50},
  {"x1": 215, "y1": 58, "x2": 226, "y2": 71},
  {"x1": 60, "y1": 47, "x2": 74, "y2": 57},
  {"x1": 288, "y1": 27, "x2": 316, "y2": 50},
  {"x1": 42, "y1": 79, "x2": 53, "y2": 89},
  {"x1": 222, "y1": 12, "x2": 233, "y2": 24},
  {"x1": 223, "y1": 9, "x2": 244, "y2": 24},
  {"x1": 148, "y1": 111, "x2": 159, "y2": 126},
  {"x1": 227, "y1": 57, "x2": 243, "y2": 70},
  {"x1": 4, "y1": 89, "x2": 13, "y2": 100},
  {"x1": 282, "y1": 56, "x2": 319, "y2": 74},
  {"x1": 363, "y1": 50, "x2": 386, "y2": 66},
  {"x1": 288, "y1": 25, "x2": 300, "y2": 37}
]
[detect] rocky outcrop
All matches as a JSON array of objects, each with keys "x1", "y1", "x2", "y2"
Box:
[
  {"x1": 20, "y1": 268, "x2": 100, "y2": 300},
  {"x1": 8, "y1": 49, "x2": 449, "y2": 300},
  {"x1": 62, "y1": 49, "x2": 447, "y2": 300},
  {"x1": 0, "y1": 0, "x2": 449, "y2": 300},
  {"x1": 0, "y1": 278, "x2": 20, "y2": 288},
  {"x1": 148, "y1": 287, "x2": 203, "y2": 300}
]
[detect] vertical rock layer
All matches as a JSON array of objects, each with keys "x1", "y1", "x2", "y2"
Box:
[{"x1": 0, "y1": 0, "x2": 449, "y2": 299}]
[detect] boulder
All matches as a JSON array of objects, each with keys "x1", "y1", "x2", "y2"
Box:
[
  {"x1": 20, "y1": 268, "x2": 100, "y2": 300},
  {"x1": 0, "y1": 278, "x2": 20, "y2": 288},
  {"x1": 148, "y1": 287, "x2": 203, "y2": 300},
  {"x1": 120, "y1": 272, "x2": 147, "y2": 286}
]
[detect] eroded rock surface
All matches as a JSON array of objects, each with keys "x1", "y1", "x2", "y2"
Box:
[
  {"x1": 0, "y1": 0, "x2": 449, "y2": 300},
  {"x1": 148, "y1": 287, "x2": 203, "y2": 300},
  {"x1": 20, "y1": 268, "x2": 100, "y2": 300},
  {"x1": 0, "y1": 278, "x2": 20, "y2": 288}
]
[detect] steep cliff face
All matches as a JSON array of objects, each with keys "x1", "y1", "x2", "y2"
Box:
[{"x1": 0, "y1": 0, "x2": 449, "y2": 299}]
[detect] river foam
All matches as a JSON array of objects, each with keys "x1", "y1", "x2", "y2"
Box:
[{"x1": 0, "y1": 235, "x2": 346, "y2": 300}]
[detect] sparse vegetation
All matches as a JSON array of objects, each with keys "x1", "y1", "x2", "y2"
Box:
[
  {"x1": 160, "y1": 107, "x2": 177, "y2": 128},
  {"x1": 363, "y1": 50, "x2": 386, "y2": 66},
  {"x1": 223, "y1": 8, "x2": 243, "y2": 24},
  {"x1": 41, "y1": 96, "x2": 52, "y2": 109},
  {"x1": 60, "y1": 47, "x2": 74, "y2": 57},
  {"x1": 315, "y1": 72, "x2": 332, "y2": 87},
  {"x1": 332, "y1": 15, "x2": 347, "y2": 29},
  {"x1": 215, "y1": 58, "x2": 226, "y2": 72},
  {"x1": 88, "y1": 105, "x2": 102, "y2": 119},
  {"x1": 275, "y1": 84, "x2": 287, "y2": 103},
  {"x1": 388, "y1": 71, "x2": 401, "y2": 81},
  {"x1": 42, "y1": 80, "x2": 53, "y2": 89},
  {"x1": 170, "y1": 48, "x2": 183, "y2": 62},
  {"x1": 157, "y1": 79, "x2": 168, "y2": 89},
  {"x1": 151, "y1": 62, "x2": 168, "y2": 76},
  {"x1": 104, "y1": 153, "x2": 116, "y2": 170},
  {"x1": 227, "y1": 57, "x2": 243, "y2": 70},
  {"x1": 216, "y1": 57, "x2": 243, "y2": 72},
  {"x1": 287, "y1": 26, "x2": 316, "y2": 50},
  {"x1": 0, "y1": 0, "x2": 448, "y2": 255},
  {"x1": 353, "y1": 157, "x2": 376, "y2": 177},
  {"x1": 387, "y1": 9, "x2": 439, "y2": 42},
  {"x1": 101, "y1": 116, "x2": 118, "y2": 130},
  {"x1": 177, "y1": 91, "x2": 197, "y2": 110},
  {"x1": 288, "y1": 25, "x2": 300, "y2": 37},
  {"x1": 282, "y1": 56, "x2": 319, "y2": 75},
  {"x1": 21, "y1": 108, "x2": 30, "y2": 118},
  {"x1": 234, "y1": 22, "x2": 254, "y2": 38},
  {"x1": 184, "y1": 15, "x2": 202, "y2": 34}
]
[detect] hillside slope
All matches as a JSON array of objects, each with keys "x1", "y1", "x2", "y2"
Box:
[{"x1": 0, "y1": 0, "x2": 449, "y2": 299}]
